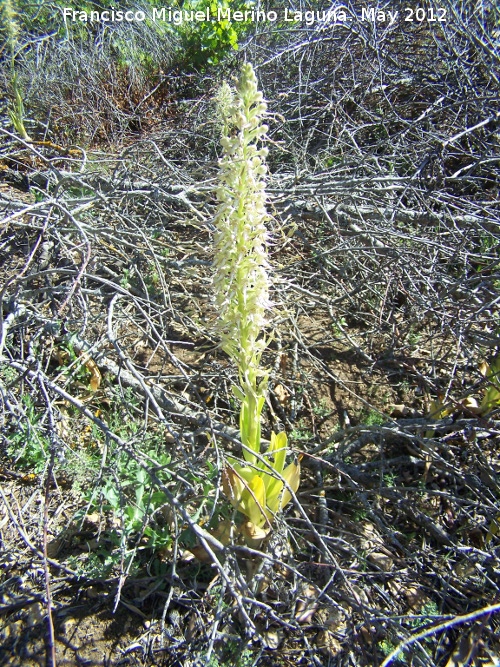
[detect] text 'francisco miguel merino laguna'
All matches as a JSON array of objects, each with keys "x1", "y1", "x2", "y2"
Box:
[
  {"x1": 63, "y1": 6, "x2": 349, "y2": 25},
  {"x1": 63, "y1": 6, "x2": 447, "y2": 26}
]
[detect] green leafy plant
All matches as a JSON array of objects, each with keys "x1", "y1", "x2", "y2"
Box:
[
  {"x1": 213, "y1": 63, "x2": 300, "y2": 546},
  {"x1": 177, "y1": 0, "x2": 253, "y2": 68},
  {"x1": 93, "y1": 447, "x2": 172, "y2": 549},
  {"x1": 377, "y1": 603, "x2": 439, "y2": 666},
  {"x1": 378, "y1": 639, "x2": 406, "y2": 664}
]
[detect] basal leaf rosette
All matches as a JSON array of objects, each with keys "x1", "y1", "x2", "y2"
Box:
[{"x1": 222, "y1": 432, "x2": 301, "y2": 544}]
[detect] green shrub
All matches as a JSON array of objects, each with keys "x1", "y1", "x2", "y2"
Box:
[{"x1": 177, "y1": 0, "x2": 254, "y2": 68}]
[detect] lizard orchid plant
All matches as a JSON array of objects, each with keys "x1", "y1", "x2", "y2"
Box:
[{"x1": 213, "y1": 63, "x2": 300, "y2": 546}]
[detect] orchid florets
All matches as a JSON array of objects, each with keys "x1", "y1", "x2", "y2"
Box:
[{"x1": 213, "y1": 63, "x2": 272, "y2": 456}]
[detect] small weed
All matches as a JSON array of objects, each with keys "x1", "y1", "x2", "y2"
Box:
[
  {"x1": 353, "y1": 507, "x2": 368, "y2": 521},
  {"x1": 75, "y1": 430, "x2": 175, "y2": 557},
  {"x1": 379, "y1": 638, "x2": 397, "y2": 656},
  {"x1": 362, "y1": 409, "x2": 386, "y2": 426},
  {"x1": 54, "y1": 336, "x2": 94, "y2": 388},
  {"x1": 290, "y1": 419, "x2": 313, "y2": 442},
  {"x1": 313, "y1": 398, "x2": 331, "y2": 418},
  {"x1": 204, "y1": 641, "x2": 255, "y2": 667},
  {"x1": 378, "y1": 638, "x2": 406, "y2": 664},
  {"x1": 409, "y1": 600, "x2": 439, "y2": 628},
  {"x1": 398, "y1": 379, "x2": 412, "y2": 395},
  {"x1": 100, "y1": 448, "x2": 172, "y2": 547},
  {"x1": 64, "y1": 184, "x2": 95, "y2": 198},
  {"x1": 322, "y1": 153, "x2": 342, "y2": 168},
  {"x1": 6, "y1": 394, "x2": 49, "y2": 472},
  {"x1": 100, "y1": 386, "x2": 141, "y2": 437},
  {"x1": 330, "y1": 315, "x2": 348, "y2": 336},
  {"x1": 383, "y1": 472, "x2": 397, "y2": 487},
  {"x1": 149, "y1": 270, "x2": 160, "y2": 287},
  {"x1": 120, "y1": 268, "x2": 132, "y2": 290},
  {"x1": 378, "y1": 601, "x2": 440, "y2": 665},
  {"x1": 67, "y1": 551, "x2": 120, "y2": 579},
  {"x1": 478, "y1": 232, "x2": 498, "y2": 255},
  {"x1": 0, "y1": 365, "x2": 17, "y2": 384},
  {"x1": 407, "y1": 330, "x2": 422, "y2": 347}
]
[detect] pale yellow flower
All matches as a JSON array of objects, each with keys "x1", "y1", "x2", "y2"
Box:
[{"x1": 213, "y1": 63, "x2": 271, "y2": 406}]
